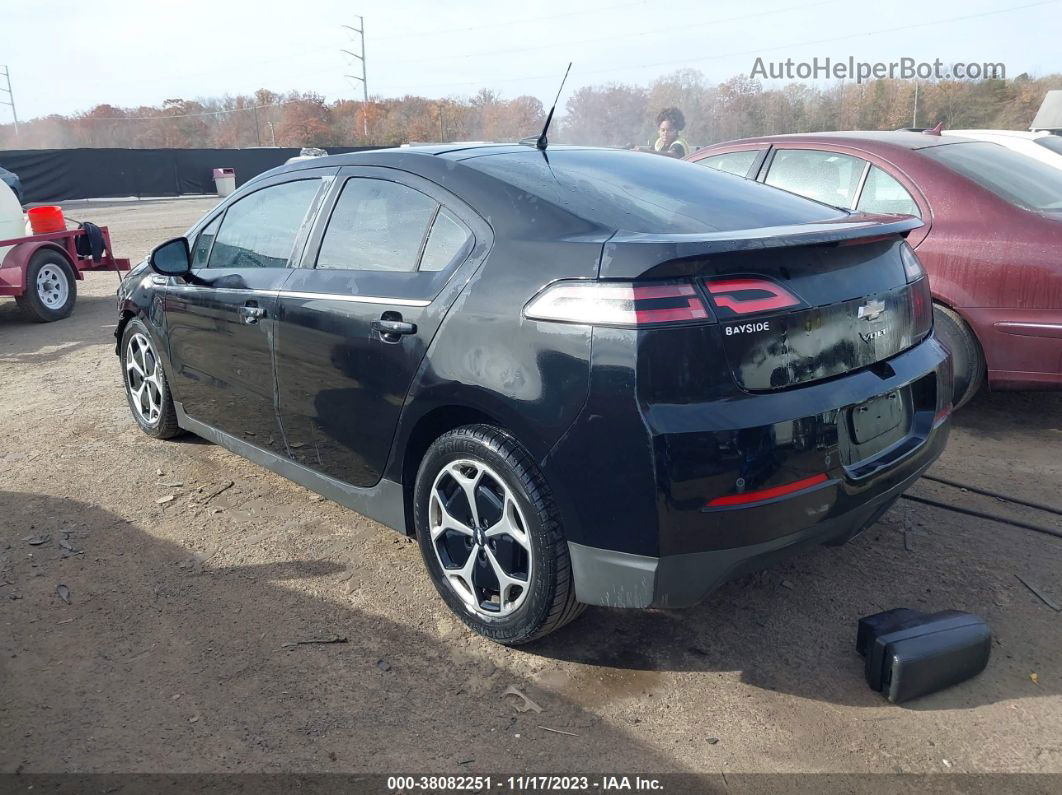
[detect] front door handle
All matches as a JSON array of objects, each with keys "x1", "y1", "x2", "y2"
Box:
[
  {"x1": 239, "y1": 304, "x2": 265, "y2": 325},
  {"x1": 371, "y1": 317, "x2": 417, "y2": 342}
]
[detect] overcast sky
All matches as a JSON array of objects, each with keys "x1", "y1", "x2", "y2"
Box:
[{"x1": 2, "y1": 0, "x2": 1060, "y2": 121}]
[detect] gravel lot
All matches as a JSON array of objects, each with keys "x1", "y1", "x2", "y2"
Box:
[{"x1": 2, "y1": 198, "x2": 1061, "y2": 777}]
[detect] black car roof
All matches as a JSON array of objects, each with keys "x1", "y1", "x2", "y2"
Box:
[{"x1": 280, "y1": 143, "x2": 591, "y2": 170}]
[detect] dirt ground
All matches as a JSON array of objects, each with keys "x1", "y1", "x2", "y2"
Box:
[{"x1": 1, "y1": 198, "x2": 1061, "y2": 777}]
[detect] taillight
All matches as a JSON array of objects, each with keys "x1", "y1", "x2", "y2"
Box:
[
  {"x1": 524, "y1": 281, "x2": 710, "y2": 326},
  {"x1": 899, "y1": 241, "x2": 926, "y2": 283},
  {"x1": 704, "y1": 276, "x2": 804, "y2": 318},
  {"x1": 910, "y1": 276, "x2": 932, "y2": 340}
]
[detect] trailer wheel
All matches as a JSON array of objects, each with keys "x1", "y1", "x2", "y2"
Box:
[{"x1": 16, "y1": 250, "x2": 77, "y2": 322}]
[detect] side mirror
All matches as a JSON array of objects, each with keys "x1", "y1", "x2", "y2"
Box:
[{"x1": 149, "y1": 237, "x2": 191, "y2": 277}]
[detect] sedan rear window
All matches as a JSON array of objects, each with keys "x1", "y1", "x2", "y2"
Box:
[
  {"x1": 923, "y1": 141, "x2": 1062, "y2": 212},
  {"x1": 463, "y1": 148, "x2": 845, "y2": 234}
]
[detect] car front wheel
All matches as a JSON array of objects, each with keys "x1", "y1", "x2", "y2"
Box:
[
  {"x1": 414, "y1": 424, "x2": 584, "y2": 645},
  {"x1": 121, "y1": 319, "x2": 182, "y2": 439}
]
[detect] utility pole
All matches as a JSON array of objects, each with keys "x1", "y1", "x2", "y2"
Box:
[
  {"x1": 912, "y1": 81, "x2": 919, "y2": 129},
  {"x1": 341, "y1": 17, "x2": 369, "y2": 139},
  {"x1": 0, "y1": 65, "x2": 18, "y2": 139},
  {"x1": 253, "y1": 104, "x2": 262, "y2": 146},
  {"x1": 267, "y1": 121, "x2": 276, "y2": 147}
]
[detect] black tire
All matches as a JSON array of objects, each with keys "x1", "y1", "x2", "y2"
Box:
[
  {"x1": 15, "y1": 250, "x2": 77, "y2": 322},
  {"x1": 933, "y1": 303, "x2": 985, "y2": 409},
  {"x1": 120, "y1": 318, "x2": 183, "y2": 439},
  {"x1": 414, "y1": 424, "x2": 585, "y2": 645}
]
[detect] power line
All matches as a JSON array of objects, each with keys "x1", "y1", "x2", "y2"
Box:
[
  {"x1": 372, "y1": 0, "x2": 1061, "y2": 92},
  {"x1": 371, "y1": 0, "x2": 652, "y2": 41},
  {"x1": 383, "y1": 0, "x2": 841, "y2": 67}
]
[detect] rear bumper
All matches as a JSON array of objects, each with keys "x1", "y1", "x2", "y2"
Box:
[
  {"x1": 564, "y1": 335, "x2": 951, "y2": 608},
  {"x1": 568, "y1": 439, "x2": 936, "y2": 608}
]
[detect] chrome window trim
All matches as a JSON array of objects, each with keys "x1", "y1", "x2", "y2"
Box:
[
  {"x1": 164, "y1": 282, "x2": 429, "y2": 307},
  {"x1": 278, "y1": 290, "x2": 430, "y2": 307}
]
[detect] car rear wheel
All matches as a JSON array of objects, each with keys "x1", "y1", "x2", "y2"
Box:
[
  {"x1": 16, "y1": 251, "x2": 77, "y2": 322},
  {"x1": 121, "y1": 319, "x2": 182, "y2": 439},
  {"x1": 414, "y1": 424, "x2": 584, "y2": 645},
  {"x1": 933, "y1": 303, "x2": 985, "y2": 409}
]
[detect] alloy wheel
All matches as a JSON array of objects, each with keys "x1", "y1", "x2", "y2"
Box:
[
  {"x1": 126, "y1": 333, "x2": 164, "y2": 425},
  {"x1": 429, "y1": 459, "x2": 533, "y2": 617}
]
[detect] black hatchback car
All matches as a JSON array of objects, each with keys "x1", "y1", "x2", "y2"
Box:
[{"x1": 116, "y1": 145, "x2": 952, "y2": 644}]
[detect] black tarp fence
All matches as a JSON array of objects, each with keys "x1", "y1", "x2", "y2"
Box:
[{"x1": 0, "y1": 147, "x2": 384, "y2": 204}]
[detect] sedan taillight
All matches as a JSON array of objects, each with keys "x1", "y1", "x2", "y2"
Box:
[
  {"x1": 704, "y1": 276, "x2": 804, "y2": 318},
  {"x1": 524, "y1": 281, "x2": 710, "y2": 327}
]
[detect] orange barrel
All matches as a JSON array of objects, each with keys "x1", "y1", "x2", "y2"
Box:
[{"x1": 27, "y1": 206, "x2": 65, "y2": 234}]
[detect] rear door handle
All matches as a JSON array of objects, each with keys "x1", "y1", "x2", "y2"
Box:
[
  {"x1": 371, "y1": 318, "x2": 417, "y2": 341},
  {"x1": 240, "y1": 305, "x2": 265, "y2": 325}
]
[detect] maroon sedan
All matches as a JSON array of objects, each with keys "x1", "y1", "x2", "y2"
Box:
[{"x1": 687, "y1": 131, "x2": 1062, "y2": 406}]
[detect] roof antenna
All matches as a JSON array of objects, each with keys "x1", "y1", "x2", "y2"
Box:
[{"x1": 524, "y1": 62, "x2": 572, "y2": 151}]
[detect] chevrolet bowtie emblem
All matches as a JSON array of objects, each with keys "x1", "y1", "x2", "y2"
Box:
[{"x1": 858, "y1": 299, "x2": 886, "y2": 322}]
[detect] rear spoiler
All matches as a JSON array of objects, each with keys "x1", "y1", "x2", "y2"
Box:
[{"x1": 599, "y1": 215, "x2": 923, "y2": 279}]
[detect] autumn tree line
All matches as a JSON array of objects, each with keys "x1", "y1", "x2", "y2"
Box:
[{"x1": 1, "y1": 70, "x2": 1059, "y2": 151}]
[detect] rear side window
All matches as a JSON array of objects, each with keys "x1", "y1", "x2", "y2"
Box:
[
  {"x1": 207, "y1": 179, "x2": 321, "y2": 269},
  {"x1": 923, "y1": 141, "x2": 1062, "y2": 212},
  {"x1": 420, "y1": 208, "x2": 472, "y2": 272},
  {"x1": 764, "y1": 149, "x2": 866, "y2": 209},
  {"x1": 856, "y1": 166, "x2": 921, "y2": 217},
  {"x1": 696, "y1": 150, "x2": 760, "y2": 178},
  {"x1": 317, "y1": 178, "x2": 438, "y2": 272}
]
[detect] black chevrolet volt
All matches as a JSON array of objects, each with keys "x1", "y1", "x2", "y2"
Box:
[{"x1": 116, "y1": 145, "x2": 952, "y2": 644}]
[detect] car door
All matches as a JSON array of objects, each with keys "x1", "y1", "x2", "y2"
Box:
[
  {"x1": 273, "y1": 166, "x2": 489, "y2": 487},
  {"x1": 163, "y1": 174, "x2": 329, "y2": 452}
]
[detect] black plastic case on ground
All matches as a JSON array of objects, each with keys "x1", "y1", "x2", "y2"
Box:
[{"x1": 857, "y1": 608, "x2": 991, "y2": 703}]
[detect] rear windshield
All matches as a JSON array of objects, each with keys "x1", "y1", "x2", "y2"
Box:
[
  {"x1": 1035, "y1": 135, "x2": 1062, "y2": 156},
  {"x1": 462, "y1": 148, "x2": 846, "y2": 234},
  {"x1": 922, "y1": 141, "x2": 1062, "y2": 212}
]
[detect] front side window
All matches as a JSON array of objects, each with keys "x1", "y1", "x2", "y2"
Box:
[
  {"x1": 764, "y1": 149, "x2": 866, "y2": 209},
  {"x1": 697, "y1": 150, "x2": 760, "y2": 179},
  {"x1": 856, "y1": 166, "x2": 921, "y2": 217},
  {"x1": 191, "y1": 215, "x2": 221, "y2": 267},
  {"x1": 207, "y1": 179, "x2": 321, "y2": 269}
]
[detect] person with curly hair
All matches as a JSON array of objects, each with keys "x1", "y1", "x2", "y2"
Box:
[{"x1": 649, "y1": 107, "x2": 690, "y2": 158}]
